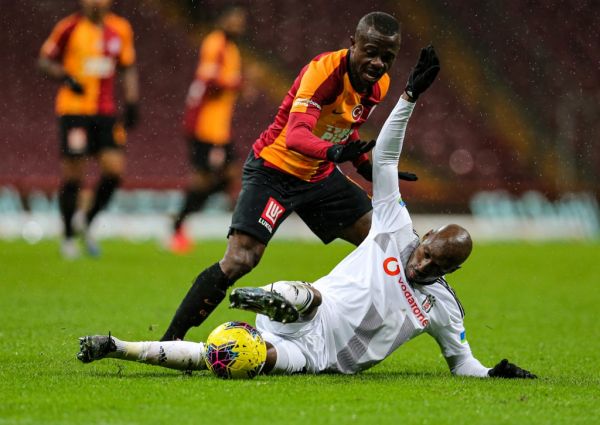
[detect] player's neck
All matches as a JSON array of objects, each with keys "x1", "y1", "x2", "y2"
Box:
[{"x1": 83, "y1": 12, "x2": 107, "y2": 25}]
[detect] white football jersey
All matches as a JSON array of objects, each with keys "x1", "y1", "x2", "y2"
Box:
[{"x1": 257, "y1": 98, "x2": 484, "y2": 375}]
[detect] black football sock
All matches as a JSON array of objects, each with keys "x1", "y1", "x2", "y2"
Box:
[
  {"x1": 173, "y1": 189, "x2": 210, "y2": 231},
  {"x1": 160, "y1": 262, "x2": 232, "y2": 341},
  {"x1": 58, "y1": 180, "x2": 80, "y2": 238},
  {"x1": 86, "y1": 174, "x2": 121, "y2": 224}
]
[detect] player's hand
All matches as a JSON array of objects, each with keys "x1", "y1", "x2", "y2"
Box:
[
  {"x1": 63, "y1": 75, "x2": 84, "y2": 95},
  {"x1": 326, "y1": 140, "x2": 375, "y2": 163},
  {"x1": 356, "y1": 161, "x2": 418, "y2": 182},
  {"x1": 124, "y1": 103, "x2": 139, "y2": 129},
  {"x1": 488, "y1": 359, "x2": 537, "y2": 379},
  {"x1": 405, "y1": 45, "x2": 440, "y2": 100}
]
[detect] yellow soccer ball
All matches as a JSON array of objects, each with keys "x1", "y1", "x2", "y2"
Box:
[{"x1": 205, "y1": 321, "x2": 267, "y2": 379}]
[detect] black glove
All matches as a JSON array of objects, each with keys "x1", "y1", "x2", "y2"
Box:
[
  {"x1": 124, "y1": 103, "x2": 139, "y2": 129},
  {"x1": 326, "y1": 140, "x2": 375, "y2": 163},
  {"x1": 405, "y1": 45, "x2": 440, "y2": 100},
  {"x1": 356, "y1": 161, "x2": 418, "y2": 182},
  {"x1": 63, "y1": 75, "x2": 84, "y2": 95},
  {"x1": 488, "y1": 359, "x2": 537, "y2": 379}
]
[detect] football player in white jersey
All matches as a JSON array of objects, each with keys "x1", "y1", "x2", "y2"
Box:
[{"x1": 76, "y1": 46, "x2": 535, "y2": 379}]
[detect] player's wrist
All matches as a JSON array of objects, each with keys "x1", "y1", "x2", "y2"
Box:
[
  {"x1": 402, "y1": 91, "x2": 416, "y2": 103},
  {"x1": 326, "y1": 145, "x2": 343, "y2": 162}
]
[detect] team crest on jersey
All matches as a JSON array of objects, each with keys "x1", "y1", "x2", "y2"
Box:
[
  {"x1": 106, "y1": 37, "x2": 122, "y2": 55},
  {"x1": 421, "y1": 294, "x2": 436, "y2": 313},
  {"x1": 351, "y1": 104, "x2": 364, "y2": 121},
  {"x1": 259, "y1": 197, "x2": 285, "y2": 233}
]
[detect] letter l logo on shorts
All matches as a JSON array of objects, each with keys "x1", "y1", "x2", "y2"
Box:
[{"x1": 261, "y1": 197, "x2": 285, "y2": 227}]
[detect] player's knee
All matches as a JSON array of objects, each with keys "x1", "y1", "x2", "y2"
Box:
[
  {"x1": 220, "y1": 247, "x2": 262, "y2": 280},
  {"x1": 303, "y1": 287, "x2": 322, "y2": 319}
]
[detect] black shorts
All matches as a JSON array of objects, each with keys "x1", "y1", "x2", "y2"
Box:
[
  {"x1": 229, "y1": 153, "x2": 372, "y2": 245},
  {"x1": 59, "y1": 115, "x2": 124, "y2": 157},
  {"x1": 189, "y1": 138, "x2": 235, "y2": 172}
]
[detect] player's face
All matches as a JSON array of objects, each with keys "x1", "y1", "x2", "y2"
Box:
[
  {"x1": 81, "y1": 0, "x2": 112, "y2": 21},
  {"x1": 349, "y1": 28, "x2": 401, "y2": 92},
  {"x1": 406, "y1": 231, "x2": 459, "y2": 285},
  {"x1": 221, "y1": 8, "x2": 247, "y2": 37}
]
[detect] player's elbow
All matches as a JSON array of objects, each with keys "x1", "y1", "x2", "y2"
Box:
[{"x1": 37, "y1": 57, "x2": 51, "y2": 74}]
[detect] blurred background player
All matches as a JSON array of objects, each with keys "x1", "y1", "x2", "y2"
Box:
[
  {"x1": 160, "y1": 11, "x2": 419, "y2": 341},
  {"x1": 38, "y1": 0, "x2": 139, "y2": 259},
  {"x1": 170, "y1": 6, "x2": 248, "y2": 254}
]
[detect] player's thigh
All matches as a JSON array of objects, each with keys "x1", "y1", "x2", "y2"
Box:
[
  {"x1": 60, "y1": 156, "x2": 86, "y2": 180},
  {"x1": 90, "y1": 116, "x2": 125, "y2": 173},
  {"x1": 295, "y1": 169, "x2": 372, "y2": 244},
  {"x1": 229, "y1": 156, "x2": 296, "y2": 245},
  {"x1": 189, "y1": 138, "x2": 234, "y2": 173},
  {"x1": 229, "y1": 180, "x2": 294, "y2": 245},
  {"x1": 97, "y1": 148, "x2": 125, "y2": 175},
  {"x1": 188, "y1": 169, "x2": 213, "y2": 191}
]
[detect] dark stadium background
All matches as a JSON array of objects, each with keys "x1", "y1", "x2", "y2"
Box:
[{"x1": 2, "y1": 0, "x2": 598, "y2": 213}]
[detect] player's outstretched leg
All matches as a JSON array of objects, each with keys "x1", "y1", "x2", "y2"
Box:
[{"x1": 77, "y1": 334, "x2": 207, "y2": 371}]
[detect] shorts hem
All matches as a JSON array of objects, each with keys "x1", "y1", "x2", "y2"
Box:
[{"x1": 228, "y1": 225, "x2": 270, "y2": 246}]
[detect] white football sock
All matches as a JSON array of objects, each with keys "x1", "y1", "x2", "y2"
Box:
[
  {"x1": 262, "y1": 281, "x2": 314, "y2": 314},
  {"x1": 108, "y1": 337, "x2": 206, "y2": 371}
]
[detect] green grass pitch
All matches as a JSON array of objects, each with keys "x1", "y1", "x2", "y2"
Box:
[{"x1": 1, "y1": 239, "x2": 599, "y2": 424}]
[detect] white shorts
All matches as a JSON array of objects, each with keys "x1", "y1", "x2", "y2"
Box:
[{"x1": 256, "y1": 301, "x2": 333, "y2": 374}]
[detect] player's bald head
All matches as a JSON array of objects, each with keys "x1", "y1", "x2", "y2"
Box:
[
  {"x1": 406, "y1": 224, "x2": 472, "y2": 285},
  {"x1": 429, "y1": 224, "x2": 473, "y2": 269},
  {"x1": 355, "y1": 12, "x2": 400, "y2": 39}
]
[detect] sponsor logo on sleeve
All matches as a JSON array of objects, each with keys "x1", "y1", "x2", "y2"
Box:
[
  {"x1": 293, "y1": 97, "x2": 322, "y2": 110},
  {"x1": 460, "y1": 330, "x2": 467, "y2": 344},
  {"x1": 258, "y1": 197, "x2": 285, "y2": 234}
]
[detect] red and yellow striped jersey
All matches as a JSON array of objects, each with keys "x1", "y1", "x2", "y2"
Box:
[
  {"x1": 183, "y1": 29, "x2": 242, "y2": 145},
  {"x1": 40, "y1": 13, "x2": 135, "y2": 116},
  {"x1": 253, "y1": 49, "x2": 390, "y2": 182}
]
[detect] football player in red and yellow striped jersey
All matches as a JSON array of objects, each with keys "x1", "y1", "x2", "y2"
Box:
[
  {"x1": 38, "y1": 0, "x2": 139, "y2": 259},
  {"x1": 170, "y1": 6, "x2": 247, "y2": 254},
  {"x1": 162, "y1": 12, "x2": 417, "y2": 341}
]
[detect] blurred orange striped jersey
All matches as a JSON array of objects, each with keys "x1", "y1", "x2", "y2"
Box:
[
  {"x1": 253, "y1": 49, "x2": 390, "y2": 182},
  {"x1": 40, "y1": 13, "x2": 135, "y2": 116},
  {"x1": 183, "y1": 29, "x2": 242, "y2": 145}
]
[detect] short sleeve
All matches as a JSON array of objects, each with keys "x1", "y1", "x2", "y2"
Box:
[
  {"x1": 196, "y1": 31, "x2": 226, "y2": 80},
  {"x1": 40, "y1": 15, "x2": 78, "y2": 61},
  {"x1": 118, "y1": 19, "x2": 135, "y2": 67},
  {"x1": 290, "y1": 52, "x2": 344, "y2": 117}
]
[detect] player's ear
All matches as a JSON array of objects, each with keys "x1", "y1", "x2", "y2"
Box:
[{"x1": 350, "y1": 35, "x2": 356, "y2": 48}]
